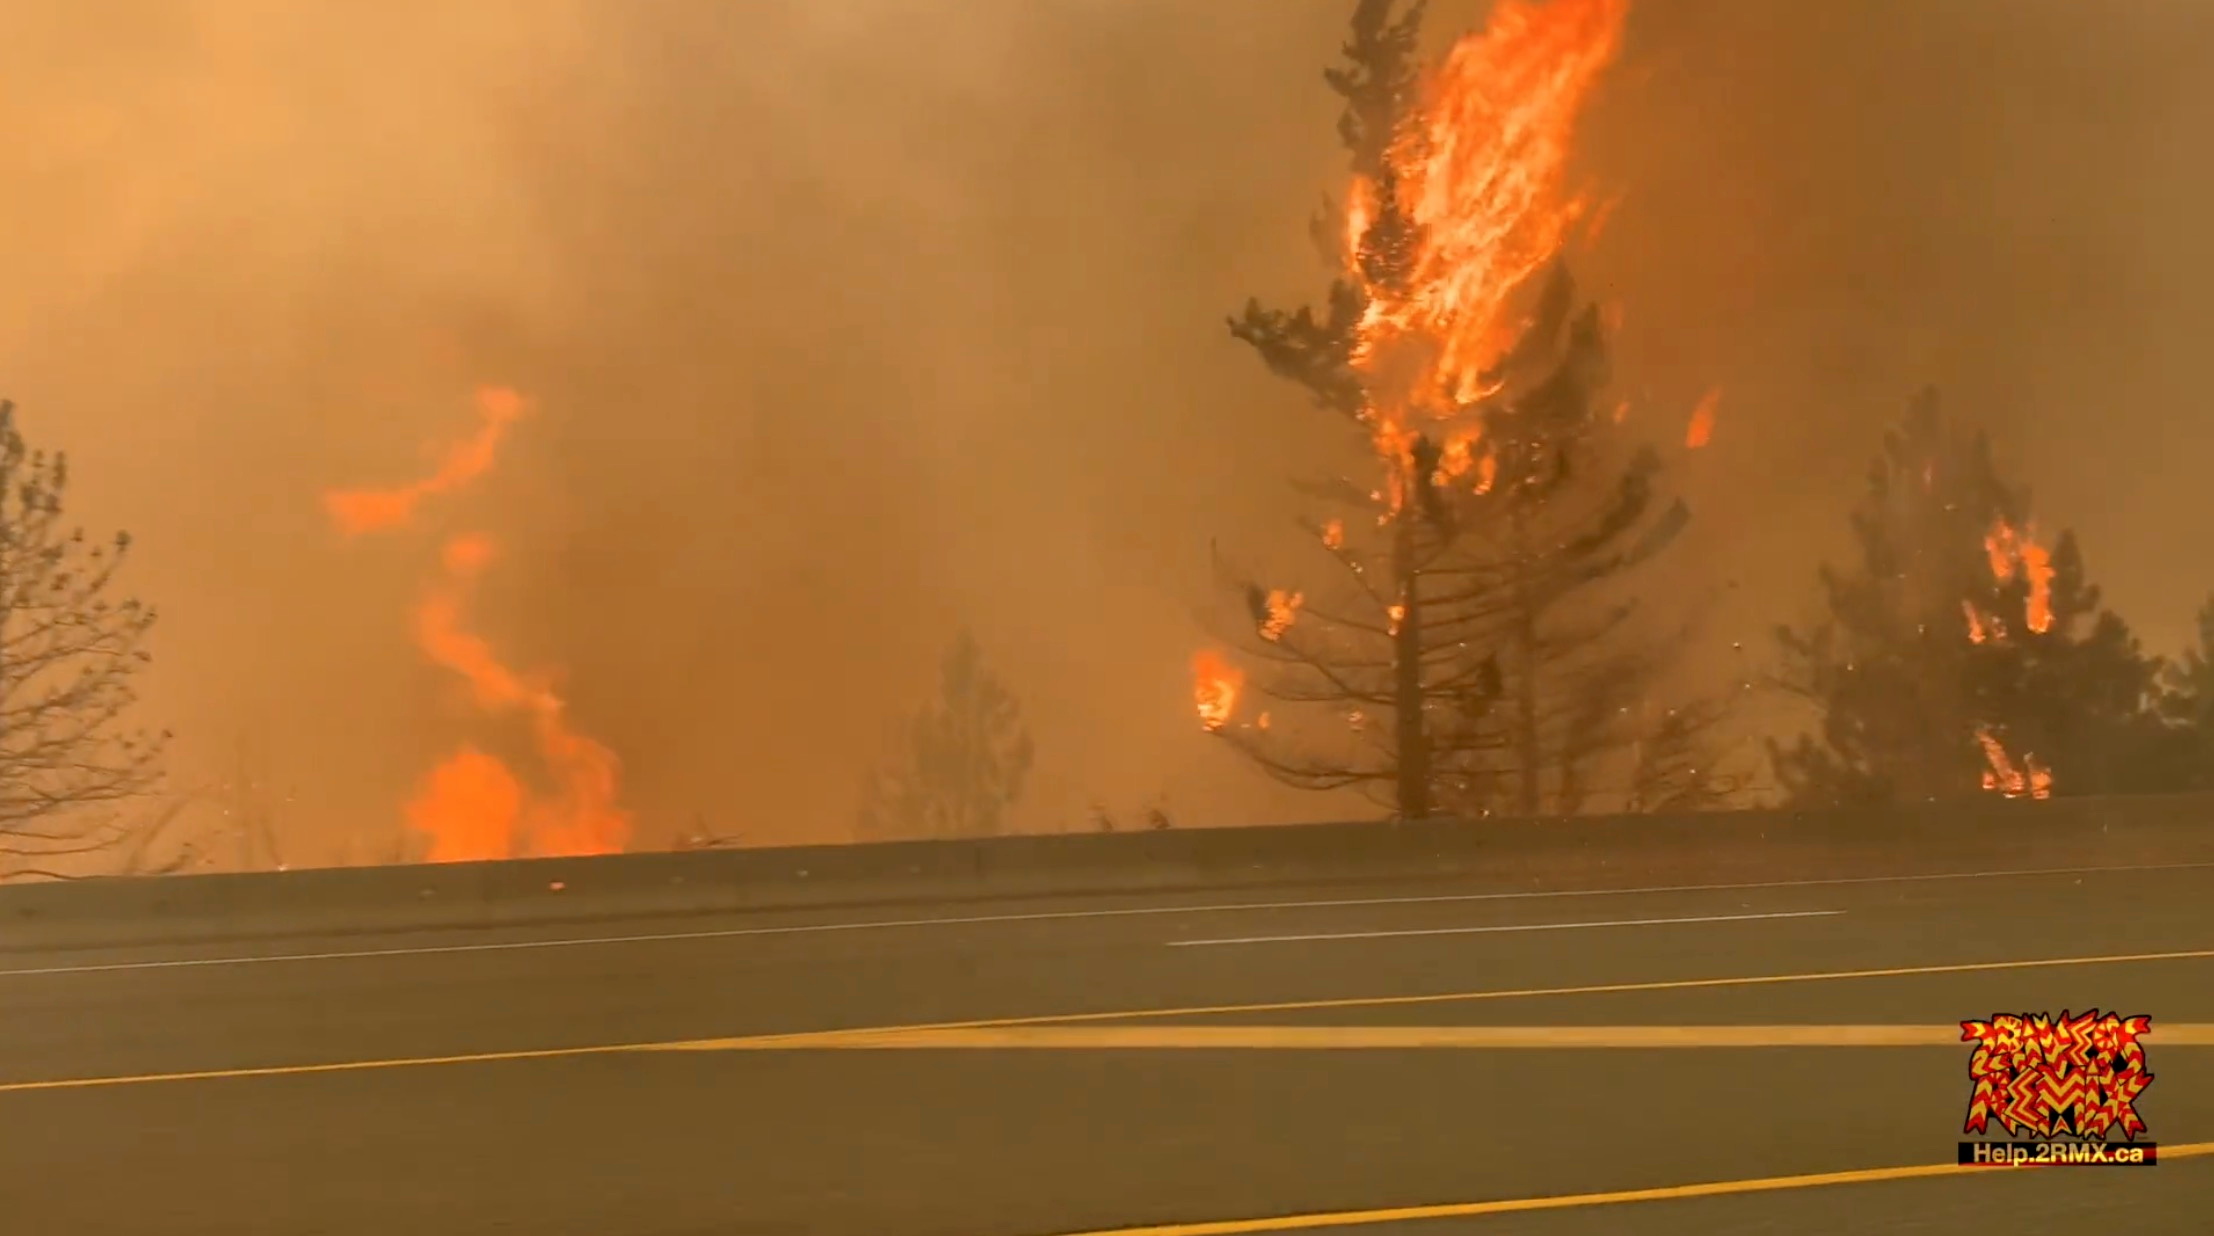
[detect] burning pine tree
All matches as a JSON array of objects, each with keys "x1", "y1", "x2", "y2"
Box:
[
  {"x1": 1196, "y1": 0, "x2": 1717, "y2": 820},
  {"x1": 1771, "y1": 388, "x2": 2180, "y2": 805}
]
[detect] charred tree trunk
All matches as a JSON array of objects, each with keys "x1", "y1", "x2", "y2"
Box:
[
  {"x1": 1511, "y1": 508, "x2": 1543, "y2": 816},
  {"x1": 1392, "y1": 513, "x2": 1431, "y2": 819}
]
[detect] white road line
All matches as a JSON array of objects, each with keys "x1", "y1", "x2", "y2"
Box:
[
  {"x1": 1168, "y1": 909, "x2": 1846, "y2": 947},
  {"x1": 0, "y1": 859, "x2": 2193, "y2": 979}
]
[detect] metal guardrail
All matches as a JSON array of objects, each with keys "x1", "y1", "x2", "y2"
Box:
[{"x1": 3, "y1": 793, "x2": 2211, "y2": 950}]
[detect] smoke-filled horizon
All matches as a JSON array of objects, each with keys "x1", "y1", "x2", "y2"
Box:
[{"x1": 8, "y1": 0, "x2": 2212, "y2": 863}]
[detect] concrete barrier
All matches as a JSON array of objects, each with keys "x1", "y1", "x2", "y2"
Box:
[{"x1": 4, "y1": 793, "x2": 2212, "y2": 950}]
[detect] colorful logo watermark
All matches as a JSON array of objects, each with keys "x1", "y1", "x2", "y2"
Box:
[{"x1": 1959, "y1": 1010, "x2": 2158, "y2": 1167}]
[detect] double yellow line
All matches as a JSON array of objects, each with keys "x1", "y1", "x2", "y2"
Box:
[
  {"x1": 1039, "y1": 1144, "x2": 2214, "y2": 1236},
  {"x1": 695, "y1": 1022, "x2": 2214, "y2": 1050},
  {"x1": 8, "y1": 945, "x2": 2206, "y2": 1232},
  {"x1": 6, "y1": 945, "x2": 2212, "y2": 1092}
]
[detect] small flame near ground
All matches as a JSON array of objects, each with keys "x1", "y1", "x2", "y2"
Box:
[
  {"x1": 327, "y1": 386, "x2": 633, "y2": 862},
  {"x1": 1193, "y1": 650, "x2": 1244, "y2": 733},
  {"x1": 1962, "y1": 600, "x2": 1995, "y2": 645},
  {"x1": 1976, "y1": 725, "x2": 2052, "y2": 800},
  {"x1": 1684, "y1": 387, "x2": 1721, "y2": 449}
]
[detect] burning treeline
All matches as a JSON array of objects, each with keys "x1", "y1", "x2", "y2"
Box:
[
  {"x1": 1197, "y1": 0, "x2": 1727, "y2": 818},
  {"x1": 1192, "y1": 0, "x2": 2140, "y2": 816},
  {"x1": 324, "y1": 386, "x2": 632, "y2": 861}
]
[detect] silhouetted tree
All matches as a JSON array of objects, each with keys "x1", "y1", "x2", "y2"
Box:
[
  {"x1": 2155, "y1": 594, "x2": 2214, "y2": 789},
  {"x1": 1770, "y1": 389, "x2": 2176, "y2": 805},
  {"x1": 858, "y1": 630, "x2": 1034, "y2": 840},
  {"x1": 1202, "y1": 0, "x2": 1700, "y2": 819},
  {"x1": 0, "y1": 400, "x2": 168, "y2": 877},
  {"x1": 1625, "y1": 695, "x2": 1748, "y2": 813}
]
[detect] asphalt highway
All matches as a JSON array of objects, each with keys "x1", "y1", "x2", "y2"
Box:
[{"x1": 1, "y1": 859, "x2": 2210, "y2": 1235}]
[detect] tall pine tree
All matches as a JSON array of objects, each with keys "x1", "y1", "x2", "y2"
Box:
[
  {"x1": 1200, "y1": 0, "x2": 1705, "y2": 819},
  {"x1": 857, "y1": 631, "x2": 1035, "y2": 840},
  {"x1": 1771, "y1": 389, "x2": 2175, "y2": 804},
  {"x1": 2154, "y1": 594, "x2": 2214, "y2": 789}
]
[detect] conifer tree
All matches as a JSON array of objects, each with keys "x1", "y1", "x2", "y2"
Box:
[
  {"x1": 1201, "y1": 0, "x2": 1700, "y2": 818},
  {"x1": 1771, "y1": 389, "x2": 2174, "y2": 804}
]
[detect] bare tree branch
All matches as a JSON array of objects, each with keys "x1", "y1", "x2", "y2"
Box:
[{"x1": 0, "y1": 399, "x2": 168, "y2": 872}]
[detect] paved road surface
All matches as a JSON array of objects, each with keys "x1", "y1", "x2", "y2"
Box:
[{"x1": 1, "y1": 860, "x2": 2209, "y2": 1234}]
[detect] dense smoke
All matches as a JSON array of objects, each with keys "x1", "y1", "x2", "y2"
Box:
[{"x1": 5, "y1": 0, "x2": 2211, "y2": 861}]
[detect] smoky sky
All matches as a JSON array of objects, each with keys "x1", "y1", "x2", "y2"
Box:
[{"x1": 6, "y1": 0, "x2": 2211, "y2": 862}]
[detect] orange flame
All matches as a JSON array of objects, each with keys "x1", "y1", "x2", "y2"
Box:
[
  {"x1": 1434, "y1": 431, "x2": 1479, "y2": 485},
  {"x1": 1193, "y1": 650, "x2": 1245, "y2": 733},
  {"x1": 1962, "y1": 600, "x2": 1991, "y2": 645},
  {"x1": 1343, "y1": 0, "x2": 1630, "y2": 511},
  {"x1": 1975, "y1": 725, "x2": 2052, "y2": 800},
  {"x1": 324, "y1": 386, "x2": 529, "y2": 536},
  {"x1": 410, "y1": 535, "x2": 632, "y2": 859},
  {"x1": 1984, "y1": 519, "x2": 2054, "y2": 634},
  {"x1": 403, "y1": 747, "x2": 523, "y2": 863},
  {"x1": 1193, "y1": 1, "x2": 1625, "y2": 728},
  {"x1": 1684, "y1": 387, "x2": 1720, "y2": 449},
  {"x1": 326, "y1": 387, "x2": 633, "y2": 862},
  {"x1": 1259, "y1": 589, "x2": 1305, "y2": 641}
]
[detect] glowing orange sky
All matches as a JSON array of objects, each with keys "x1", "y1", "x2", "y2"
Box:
[{"x1": 7, "y1": 0, "x2": 2212, "y2": 859}]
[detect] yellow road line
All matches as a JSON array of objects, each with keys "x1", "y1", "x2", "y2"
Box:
[
  {"x1": 3, "y1": 947, "x2": 2208, "y2": 1093},
  {"x1": 963, "y1": 947, "x2": 2214, "y2": 1030},
  {"x1": 0, "y1": 1042, "x2": 656, "y2": 1094},
  {"x1": 679, "y1": 1023, "x2": 2214, "y2": 1050},
  {"x1": 1033, "y1": 1142, "x2": 2214, "y2": 1235}
]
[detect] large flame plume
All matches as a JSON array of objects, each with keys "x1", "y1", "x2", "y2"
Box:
[
  {"x1": 1342, "y1": 0, "x2": 1630, "y2": 514},
  {"x1": 327, "y1": 386, "x2": 633, "y2": 862},
  {"x1": 1199, "y1": 0, "x2": 1626, "y2": 740}
]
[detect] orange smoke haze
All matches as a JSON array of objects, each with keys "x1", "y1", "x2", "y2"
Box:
[
  {"x1": 328, "y1": 386, "x2": 631, "y2": 862},
  {"x1": 15, "y1": 0, "x2": 2214, "y2": 856}
]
